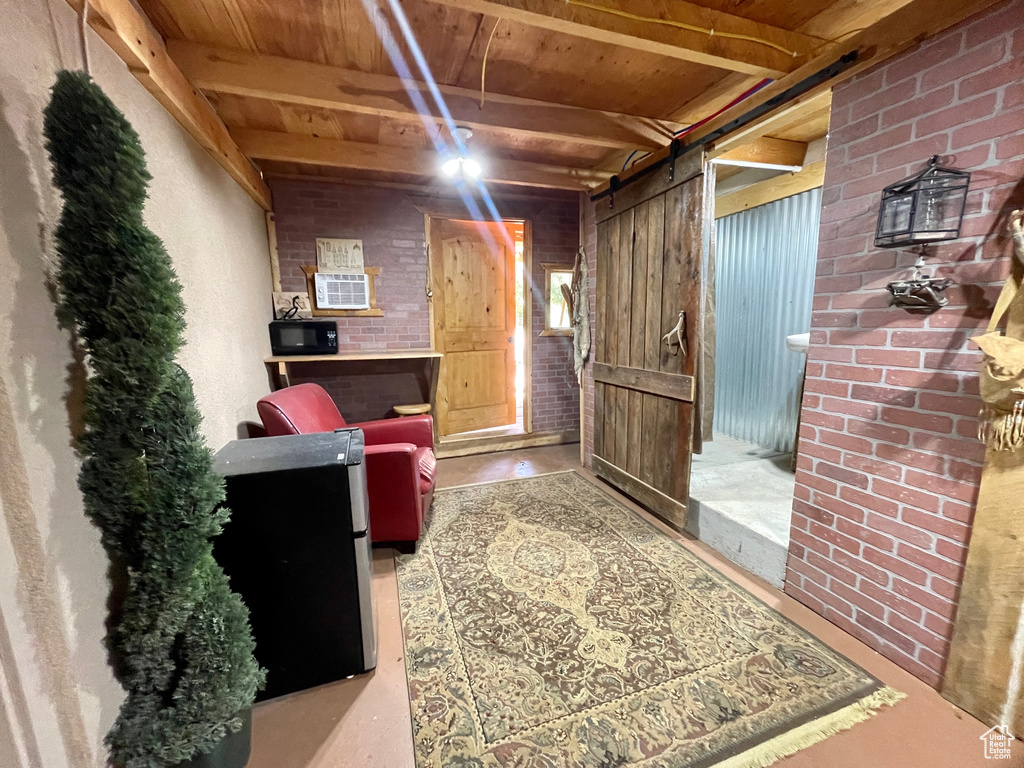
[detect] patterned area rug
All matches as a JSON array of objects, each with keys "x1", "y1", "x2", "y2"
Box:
[{"x1": 397, "y1": 472, "x2": 901, "y2": 767}]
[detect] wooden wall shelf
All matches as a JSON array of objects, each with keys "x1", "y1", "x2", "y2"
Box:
[
  {"x1": 265, "y1": 350, "x2": 442, "y2": 364},
  {"x1": 265, "y1": 350, "x2": 444, "y2": 428},
  {"x1": 302, "y1": 265, "x2": 383, "y2": 317}
]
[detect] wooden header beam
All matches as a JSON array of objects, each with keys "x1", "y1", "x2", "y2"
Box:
[
  {"x1": 592, "y1": 0, "x2": 1006, "y2": 198},
  {"x1": 233, "y1": 130, "x2": 611, "y2": 191},
  {"x1": 169, "y1": 41, "x2": 682, "y2": 152},
  {"x1": 423, "y1": 0, "x2": 824, "y2": 77},
  {"x1": 65, "y1": 0, "x2": 271, "y2": 210},
  {"x1": 712, "y1": 137, "x2": 807, "y2": 167},
  {"x1": 715, "y1": 160, "x2": 826, "y2": 218}
]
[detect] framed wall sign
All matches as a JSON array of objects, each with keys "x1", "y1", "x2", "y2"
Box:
[{"x1": 316, "y1": 238, "x2": 364, "y2": 273}]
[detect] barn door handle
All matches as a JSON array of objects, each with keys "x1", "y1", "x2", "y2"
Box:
[{"x1": 662, "y1": 311, "x2": 687, "y2": 358}]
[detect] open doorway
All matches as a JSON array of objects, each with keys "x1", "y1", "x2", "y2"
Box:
[
  {"x1": 687, "y1": 139, "x2": 826, "y2": 588},
  {"x1": 427, "y1": 216, "x2": 529, "y2": 441}
]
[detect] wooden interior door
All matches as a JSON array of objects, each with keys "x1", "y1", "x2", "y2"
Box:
[
  {"x1": 430, "y1": 218, "x2": 517, "y2": 436},
  {"x1": 592, "y1": 156, "x2": 705, "y2": 530}
]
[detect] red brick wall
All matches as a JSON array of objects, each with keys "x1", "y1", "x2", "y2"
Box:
[
  {"x1": 273, "y1": 180, "x2": 431, "y2": 349},
  {"x1": 786, "y1": 0, "x2": 1024, "y2": 688},
  {"x1": 528, "y1": 203, "x2": 583, "y2": 432},
  {"x1": 270, "y1": 179, "x2": 580, "y2": 430}
]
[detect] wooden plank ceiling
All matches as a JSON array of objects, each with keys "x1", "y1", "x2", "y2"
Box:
[{"x1": 132, "y1": 0, "x2": 913, "y2": 196}]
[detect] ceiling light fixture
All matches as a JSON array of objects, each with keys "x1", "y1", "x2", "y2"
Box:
[{"x1": 442, "y1": 126, "x2": 483, "y2": 180}]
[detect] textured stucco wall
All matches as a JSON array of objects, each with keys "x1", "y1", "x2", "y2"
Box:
[{"x1": 0, "y1": 1, "x2": 272, "y2": 766}]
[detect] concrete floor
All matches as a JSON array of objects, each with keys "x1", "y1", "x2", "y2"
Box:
[
  {"x1": 246, "y1": 444, "x2": 1021, "y2": 768},
  {"x1": 687, "y1": 435, "x2": 796, "y2": 588}
]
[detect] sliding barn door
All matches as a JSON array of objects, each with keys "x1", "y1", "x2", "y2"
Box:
[{"x1": 592, "y1": 157, "x2": 705, "y2": 529}]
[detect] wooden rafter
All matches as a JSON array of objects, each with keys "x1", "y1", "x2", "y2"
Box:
[
  {"x1": 665, "y1": 0, "x2": 914, "y2": 135},
  {"x1": 168, "y1": 40, "x2": 683, "y2": 152},
  {"x1": 420, "y1": 0, "x2": 825, "y2": 77},
  {"x1": 66, "y1": 0, "x2": 271, "y2": 210},
  {"x1": 232, "y1": 130, "x2": 611, "y2": 191},
  {"x1": 670, "y1": 73, "x2": 767, "y2": 125},
  {"x1": 799, "y1": 0, "x2": 917, "y2": 39},
  {"x1": 593, "y1": 0, "x2": 1006, "y2": 197}
]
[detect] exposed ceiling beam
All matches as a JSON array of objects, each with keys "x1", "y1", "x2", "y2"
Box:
[
  {"x1": 669, "y1": 73, "x2": 766, "y2": 124},
  {"x1": 715, "y1": 160, "x2": 826, "y2": 218},
  {"x1": 665, "y1": 0, "x2": 914, "y2": 133},
  {"x1": 593, "y1": 0, "x2": 1006, "y2": 197},
  {"x1": 799, "y1": 0, "x2": 917, "y2": 39},
  {"x1": 446, "y1": 15, "x2": 502, "y2": 84},
  {"x1": 419, "y1": 0, "x2": 825, "y2": 78},
  {"x1": 169, "y1": 40, "x2": 682, "y2": 152},
  {"x1": 64, "y1": 0, "x2": 271, "y2": 210},
  {"x1": 233, "y1": 130, "x2": 611, "y2": 191}
]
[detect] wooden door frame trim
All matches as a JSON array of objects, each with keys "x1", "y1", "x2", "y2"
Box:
[
  {"x1": 523, "y1": 219, "x2": 534, "y2": 435},
  {"x1": 425, "y1": 212, "x2": 533, "y2": 437},
  {"x1": 435, "y1": 429, "x2": 578, "y2": 459}
]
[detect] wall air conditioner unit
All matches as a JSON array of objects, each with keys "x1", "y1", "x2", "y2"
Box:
[{"x1": 314, "y1": 272, "x2": 371, "y2": 310}]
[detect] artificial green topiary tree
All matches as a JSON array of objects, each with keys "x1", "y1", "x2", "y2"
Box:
[{"x1": 43, "y1": 70, "x2": 264, "y2": 768}]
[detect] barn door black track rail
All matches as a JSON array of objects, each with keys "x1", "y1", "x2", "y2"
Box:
[{"x1": 590, "y1": 50, "x2": 860, "y2": 203}]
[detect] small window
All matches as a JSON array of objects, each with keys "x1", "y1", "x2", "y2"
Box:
[{"x1": 541, "y1": 263, "x2": 573, "y2": 337}]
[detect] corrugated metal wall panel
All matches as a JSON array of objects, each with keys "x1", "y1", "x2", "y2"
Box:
[{"x1": 714, "y1": 187, "x2": 821, "y2": 452}]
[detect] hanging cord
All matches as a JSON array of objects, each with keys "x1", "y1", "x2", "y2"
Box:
[
  {"x1": 479, "y1": 19, "x2": 501, "y2": 108},
  {"x1": 278, "y1": 295, "x2": 302, "y2": 321},
  {"x1": 563, "y1": 0, "x2": 800, "y2": 58},
  {"x1": 79, "y1": 0, "x2": 92, "y2": 75}
]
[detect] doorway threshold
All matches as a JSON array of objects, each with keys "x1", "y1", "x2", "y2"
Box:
[
  {"x1": 443, "y1": 422, "x2": 525, "y2": 441},
  {"x1": 435, "y1": 429, "x2": 580, "y2": 459},
  {"x1": 685, "y1": 435, "x2": 794, "y2": 588}
]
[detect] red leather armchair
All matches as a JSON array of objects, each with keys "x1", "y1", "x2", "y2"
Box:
[{"x1": 256, "y1": 383, "x2": 436, "y2": 552}]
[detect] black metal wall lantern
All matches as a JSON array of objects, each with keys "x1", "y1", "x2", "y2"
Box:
[{"x1": 875, "y1": 155, "x2": 971, "y2": 248}]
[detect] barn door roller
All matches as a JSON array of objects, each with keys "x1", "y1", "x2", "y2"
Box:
[{"x1": 668, "y1": 139, "x2": 682, "y2": 184}]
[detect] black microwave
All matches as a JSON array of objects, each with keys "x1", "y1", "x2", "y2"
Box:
[{"x1": 269, "y1": 320, "x2": 338, "y2": 356}]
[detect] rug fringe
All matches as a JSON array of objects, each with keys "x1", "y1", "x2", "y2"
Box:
[{"x1": 714, "y1": 686, "x2": 906, "y2": 768}]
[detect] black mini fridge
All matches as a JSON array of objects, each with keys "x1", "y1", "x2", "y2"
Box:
[{"x1": 213, "y1": 428, "x2": 376, "y2": 701}]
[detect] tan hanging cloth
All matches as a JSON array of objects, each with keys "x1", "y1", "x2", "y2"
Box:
[{"x1": 974, "y1": 210, "x2": 1024, "y2": 450}]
